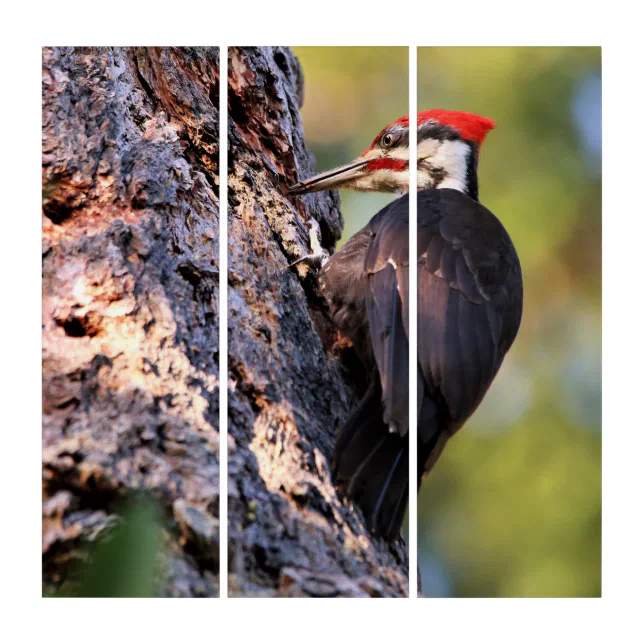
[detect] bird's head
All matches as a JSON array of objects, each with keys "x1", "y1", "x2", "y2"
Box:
[{"x1": 289, "y1": 109, "x2": 495, "y2": 201}]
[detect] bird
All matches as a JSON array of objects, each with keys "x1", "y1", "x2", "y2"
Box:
[{"x1": 288, "y1": 109, "x2": 523, "y2": 541}]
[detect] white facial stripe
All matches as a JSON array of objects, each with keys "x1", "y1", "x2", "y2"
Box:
[
  {"x1": 438, "y1": 177, "x2": 468, "y2": 191},
  {"x1": 360, "y1": 147, "x2": 409, "y2": 162},
  {"x1": 417, "y1": 137, "x2": 441, "y2": 159},
  {"x1": 387, "y1": 146, "x2": 409, "y2": 161},
  {"x1": 395, "y1": 170, "x2": 410, "y2": 191},
  {"x1": 418, "y1": 138, "x2": 470, "y2": 193},
  {"x1": 360, "y1": 148, "x2": 381, "y2": 160},
  {"x1": 351, "y1": 168, "x2": 409, "y2": 193}
]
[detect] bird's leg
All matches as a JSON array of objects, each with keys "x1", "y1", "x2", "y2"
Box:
[{"x1": 288, "y1": 218, "x2": 330, "y2": 270}]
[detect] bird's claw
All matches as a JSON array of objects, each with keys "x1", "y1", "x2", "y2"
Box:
[
  {"x1": 289, "y1": 218, "x2": 329, "y2": 270},
  {"x1": 288, "y1": 253, "x2": 328, "y2": 269}
]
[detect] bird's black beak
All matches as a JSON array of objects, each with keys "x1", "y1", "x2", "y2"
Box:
[{"x1": 288, "y1": 158, "x2": 370, "y2": 195}]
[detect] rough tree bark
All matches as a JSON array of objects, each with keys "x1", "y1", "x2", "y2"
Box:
[
  {"x1": 42, "y1": 47, "x2": 220, "y2": 597},
  {"x1": 227, "y1": 47, "x2": 409, "y2": 597}
]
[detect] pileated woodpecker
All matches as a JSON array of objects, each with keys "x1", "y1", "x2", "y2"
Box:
[{"x1": 289, "y1": 110, "x2": 523, "y2": 541}]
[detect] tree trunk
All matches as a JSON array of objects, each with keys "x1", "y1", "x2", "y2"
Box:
[
  {"x1": 227, "y1": 46, "x2": 409, "y2": 597},
  {"x1": 42, "y1": 47, "x2": 221, "y2": 597}
]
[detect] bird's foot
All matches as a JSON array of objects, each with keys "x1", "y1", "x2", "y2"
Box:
[{"x1": 289, "y1": 218, "x2": 329, "y2": 269}]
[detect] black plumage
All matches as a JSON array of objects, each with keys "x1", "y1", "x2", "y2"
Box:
[{"x1": 325, "y1": 188, "x2": 523, "y2": 540}]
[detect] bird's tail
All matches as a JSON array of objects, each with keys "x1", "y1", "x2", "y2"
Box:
[{"x1": 332, "y1": 378, "x2": 408, "y2": 541}]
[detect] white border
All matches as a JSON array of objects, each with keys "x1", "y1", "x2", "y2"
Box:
[
  {"x1": 408, "y1": 45, "x2": 418, "y2": 599},
  {"x1": 6, "y1": 0, "x2": 643, "y2": 640}
]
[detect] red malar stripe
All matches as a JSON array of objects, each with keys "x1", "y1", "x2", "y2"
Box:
[{"x1": 366, "y1": 158, "x2": 408, "y2": 172}]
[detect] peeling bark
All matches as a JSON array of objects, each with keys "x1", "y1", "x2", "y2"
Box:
[
  {"x1": 42, "y1": 47, "x2": 220, "y2": 597},
  {"x1": 227, "y1": 46, "x2": 409, "y2": 598}
]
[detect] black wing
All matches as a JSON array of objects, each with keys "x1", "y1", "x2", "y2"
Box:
[
  {"x1": 363, "y1": 203, "x2": 410, "y2": 436},
  {"x1": 416, "y1": 189, "x2": 523, "y2": 479},
  {"x1": 330, "y1": 189, "x2": 523, "y2": 538},
  {"x1": 320, "y1": 227, "x2": 373, "y2": 361},
  {"x1": 328, "y1": 198, "x2": 411, "y2": 540}
]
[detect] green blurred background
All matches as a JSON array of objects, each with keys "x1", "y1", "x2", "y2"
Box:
[{"x1": 293, "y1": 46, "x2": 601, "y2": 598}]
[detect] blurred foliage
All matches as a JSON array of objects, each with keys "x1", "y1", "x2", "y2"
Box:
[
  {"x1": 52, "y1": 498, "x2": 164, "y2": 598},
  {"x1": 293, "y1": 46, "x2": 601, "y2": 597}
]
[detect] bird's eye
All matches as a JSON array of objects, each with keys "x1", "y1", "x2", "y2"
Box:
[{"x1": 381, "y1": 133, "x2": 394, "y2": 148}]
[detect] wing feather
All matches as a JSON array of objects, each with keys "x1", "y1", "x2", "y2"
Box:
[
  {"x1": 416, "y1": 189, "x2": 523, "y2": 444},
  {"x1": 366, "y1": 264, "x2": 409, "y2": 435},
  {"x1": 331, "y1": 189, "x2": 522, "y2": 506}
]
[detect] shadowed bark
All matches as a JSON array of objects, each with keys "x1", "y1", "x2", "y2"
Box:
[
  {"x1": 42, "y1": 47, "x2": 220, "y2": 597},
  {"x1": 227, "y1": 46, "x2": 409, "y2": 597}
]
